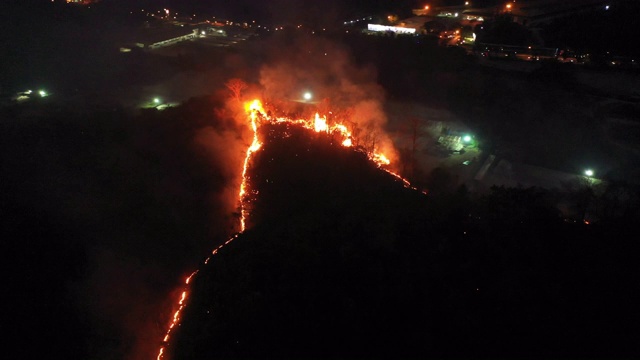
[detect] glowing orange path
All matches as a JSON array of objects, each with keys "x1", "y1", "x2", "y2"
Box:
[
  {"x1": 157, "y1": 99, "x2": 423, "y2": 360},
  {"x1": 156, "y1": 100, "x2": 265, "y2": 360}
]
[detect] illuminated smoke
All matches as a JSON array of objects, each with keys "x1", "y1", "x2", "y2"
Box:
[{"x1": 259, "y1": 34, "x2": 398, "y2": 165}]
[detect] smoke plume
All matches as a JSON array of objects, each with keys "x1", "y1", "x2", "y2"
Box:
[{"x1": 259, "y1": 33, "x2": 398, "y2": 164}]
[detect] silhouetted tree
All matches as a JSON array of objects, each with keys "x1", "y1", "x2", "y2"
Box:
[{"x1": 224, "y1": 78, "x2": 248, "y2": 102}]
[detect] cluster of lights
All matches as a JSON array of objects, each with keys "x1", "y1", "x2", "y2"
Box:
[
  {"x1": 16, "y1": 89, "x2": 48, "y2": 100},
  {"x1": 343, "y1": 16, "x2": 374, "y2": 25},
  {"x1": 64, "y1": 0, "x2": 95, "y2": 4},
  {"x1": 420, "y1": 2, "x2": 470, "y2": 11},
  {"x1": 133, "y1": 7, "x2": 261, "y2": 30}
]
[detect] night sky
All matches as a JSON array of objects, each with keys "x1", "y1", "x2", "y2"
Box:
[
  {"x1": 3, "y1": 0, "x2": 599, "y2": 25},
  {"x1": 137, "y1": 0, "x2": 505, "y2": 21},
  {"x1": 21, "y1": 0, "x2": 508, "y2": 23}
]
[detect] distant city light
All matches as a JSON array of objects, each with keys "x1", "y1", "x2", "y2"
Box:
[
  {"x1": 38, "y1": 90, "x2": 47, "y2": 97},
  {"x1": 303, "y1": 92, "x2": 313, "y2": 101},
  {"x1": 367, "y1": 24, "x2": 417, "y2": 34},
  {"x1": 585, "y1": 169, "x2": 594, "y2": 177}
]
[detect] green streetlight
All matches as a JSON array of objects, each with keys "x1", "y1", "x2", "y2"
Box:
[
  {"x1": 463, "y1": 135, "x2": 472, "y2": 143},
  {"x1": 584, "y1": 169, "x2": 594, "y2": 177}
]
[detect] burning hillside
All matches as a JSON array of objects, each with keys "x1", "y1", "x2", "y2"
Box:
[
  {"x1": 156, "y1": 99, "x2": 423, "y2": 360},
  {"x1": 156, "y1": 99, "x2": 640, "y2": 359},
  {"x1": 159, "y1": 99, "x2": 431, "y2": 360}
]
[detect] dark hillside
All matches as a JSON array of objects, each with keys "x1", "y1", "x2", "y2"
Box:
[{"x1": 170, "y1": 123, "x2": 640, "y2": 360}]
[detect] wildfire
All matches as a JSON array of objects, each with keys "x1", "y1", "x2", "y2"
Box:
[
  {"x1": 156, "y1": 102, "x2": 265, "y2": 360},
  {"x1": 251, "y1": 100, "x2": 418, "y2": 188},
  {"x1": 157, "y1": 98, "x2": 422, "y2": 360},
  {"x1": 239, "y1": 100, "x2": 265, "y2": 232},
  {"x1": 156, "y1": 270, "x2": 198, "y2": 360}
]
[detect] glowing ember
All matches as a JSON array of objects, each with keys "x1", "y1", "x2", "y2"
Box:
[{"x1": 157, "y1": 273, "x2": 195, "y2": 359}]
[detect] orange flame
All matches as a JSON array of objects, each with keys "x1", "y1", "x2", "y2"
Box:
[
  {"x1": 239, "y1": 100, "x2": 265, "y2": 232},
  {"x1": 314, "y1": 113, "x2": 328, "y2": 132}
]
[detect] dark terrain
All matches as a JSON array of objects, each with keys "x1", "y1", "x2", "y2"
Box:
[{"x1": 170, "y1": 123, "x2": 640, "y2": 359}]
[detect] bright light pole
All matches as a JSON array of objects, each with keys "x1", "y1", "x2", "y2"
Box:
[
  {"x1": 303, "y1": 92, "x2": 312, "y2": 101},
  {"x1": 583, "y1": 168, "x2": 597, "y2": 187}
]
